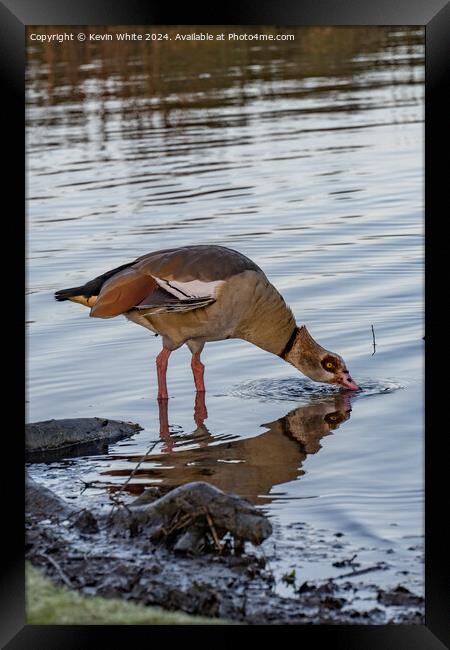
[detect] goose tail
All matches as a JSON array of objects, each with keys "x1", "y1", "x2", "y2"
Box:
[{"x1": 54, "y1": 286, "x2": 86, "y2": 301}]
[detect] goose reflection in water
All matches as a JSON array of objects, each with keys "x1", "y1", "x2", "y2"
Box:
[{"x1": 103, "y1": 393, "x2": 353, "y2": 504}]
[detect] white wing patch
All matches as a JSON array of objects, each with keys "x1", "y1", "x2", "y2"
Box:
[{"x1": 152, "y1": 277, "x2": 224, "y2": 300}]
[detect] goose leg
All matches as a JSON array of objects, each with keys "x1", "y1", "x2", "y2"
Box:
[
  {"x1": 158, "y1": 398, "x2": 173, "y2": 453},
  {"x1": 156, "y1": 347, "x2": 171, "y2": 400},
  {"x1": 191, "y1": 352, "x2": 205, "y2": 393},
  {"x1": 194, "y1": 390, "x2": 208, "y2": 426}
]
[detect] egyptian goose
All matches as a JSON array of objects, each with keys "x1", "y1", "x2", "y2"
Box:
[{"x1": 55, "y1": 245, "x2": 359, "y2": 398}]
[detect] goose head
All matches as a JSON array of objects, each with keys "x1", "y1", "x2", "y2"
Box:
[{"x1": 285, "y1": 326, "x2": 359, "y2": 391}]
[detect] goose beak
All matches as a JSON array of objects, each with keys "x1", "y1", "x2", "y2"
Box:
[{"x1": 336, "y1": 371, "x2": 359, "y2": 391}]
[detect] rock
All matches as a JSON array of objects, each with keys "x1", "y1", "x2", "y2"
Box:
[
  {"x1": 321, "y1": 596, "x2": 345, "y2": 610},
  {"x1": 26, "y1": 475, "x2": 272, "y2": 551},
  {"x1": 130, "y1": 487, "x2": 163, "y2": 505},
  {"x1": 72, "y1": 510, "x2": 100, "y2": 535},
  {"x1": 25, "y1": 417, "x2": 142, "y2": 456},
  {"x1": 173, "y1": 526, "x2": 206, "y2": 554},
  {"x1": 377, "y1": 585, "x2": 424, "y2": 607},
  {"x1": 26, "y1": 473, "x2": 72, "y2": 520},
  {"x1": 112, "y1": 481, "x2": 273, "y2": 547}
]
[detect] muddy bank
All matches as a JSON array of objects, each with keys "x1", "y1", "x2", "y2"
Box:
[
  {"x1": 25, "y1": 418, "x2": 424, "y2": 624},
  {"x1": 26, "y1": 473, "x2": 424, "y2": 624},
  {"x1": 26, "y1": 563, "x2": 222, "y2": 625}
]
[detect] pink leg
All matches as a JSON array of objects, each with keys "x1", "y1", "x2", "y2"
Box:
[
  {"x1": 156, "y1": 348, "x2": 171, "y2": 400},
  {"x1": 158, "y1": 398, "x2": 173, "y2": 453},
  {"x1": 191, "y1": 352, "x2": 206, "y2": 393},
  {"x1": 194, "y1": 390, "x2": 208, "y2": 427}
]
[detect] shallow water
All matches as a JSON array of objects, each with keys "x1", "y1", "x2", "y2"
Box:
[
  {"x1": 230, "y1": 376, "x2": 403, "y2": 401},
  {"x1": 27, "y1": 27, "x2": 424, "y2": 604}
]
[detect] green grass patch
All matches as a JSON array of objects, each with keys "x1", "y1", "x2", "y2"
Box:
[{"x1": 26, "y1": 563, "x2": 228, "y2": 625}]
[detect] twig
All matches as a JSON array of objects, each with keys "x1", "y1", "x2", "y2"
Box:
[
  {"x1": 80, "y1": 480, "x2": 104, "y2": 494},
  {"x1": 241, "y1": 586, "x2": 248, "y2": 616},
  {"x1": 204, "y1": 508, "x2": 223, "y2": 552},
  {"x1": 163, "y1": 511, "x2": 195, "y2": 536},
  {"x1": 39, "y1": 552, "x2": 72, "y2": 588},
  {"x1": 67, "y1": 554, "x2": 132, "y2": 562},
  {"x1": 108, "y1": 491, "x2": 133, "y2": 518},
  {"x1": 332, "y1": 553, "x2": 358, "y2": 568},
  {"x1": 108, "y1": 439, "x2": 160, "y2": 515},
  {"x1": 334, "y1": 562, "x2": 388, "y2": 580},
  {"x1": 371, "y1": 324, "x2": 376, "y2": 356}
]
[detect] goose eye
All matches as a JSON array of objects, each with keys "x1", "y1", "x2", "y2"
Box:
[{"x1": 325, "y1": 412, "x2": 341, "y2": 425}]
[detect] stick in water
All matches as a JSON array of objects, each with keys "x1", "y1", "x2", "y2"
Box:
[{"x1": 371, "y1": 324, "x2": 376, "y2": 356}]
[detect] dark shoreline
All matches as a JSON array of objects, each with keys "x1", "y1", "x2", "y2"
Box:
[{"x1": 25, "y1": 418, "x2": 424, "y2": 625}]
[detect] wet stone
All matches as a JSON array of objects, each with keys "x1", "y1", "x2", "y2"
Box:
[
  {"x1": 26, "y1": 417, "x2": 142, "y2": 457},
  {"x1": 72, "y1": 510, "x2": 100, "y2": 535},
  {"x1": 377, "y1": 585, "x2": 424, "y2": 607}
]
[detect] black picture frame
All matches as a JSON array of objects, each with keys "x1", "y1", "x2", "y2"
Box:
[{"x1": 4, "y1": 0, "x2": 449, "y2": 646}]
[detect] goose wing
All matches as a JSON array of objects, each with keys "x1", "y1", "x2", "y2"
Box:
[
  {"x1": 90, "y1": 267, "x2": 216, "y2": 318},
  {"x1": 89, "y1": 245, "x2": 260, "y2": 318}
]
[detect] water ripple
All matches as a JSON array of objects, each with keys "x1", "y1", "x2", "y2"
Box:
[{"x1": 230, "y1": 377, "x2": 404, "y2": 403}]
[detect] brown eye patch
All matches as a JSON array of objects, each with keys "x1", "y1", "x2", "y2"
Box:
[{"x1": 321, "y1": 355, "x2": 338, "y2": 372}]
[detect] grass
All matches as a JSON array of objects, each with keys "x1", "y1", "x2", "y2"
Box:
[{"x1": 26, "y1": 563, "x2": 227, "y2": 625}]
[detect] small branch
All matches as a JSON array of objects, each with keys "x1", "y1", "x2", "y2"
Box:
[
  {"x1": 204, "y1": 508, "x2": 223, "y2": 552},
  {"x1": 334, "y1": 562, "x2": 387, "y2": 580},
  {"x1": 371, "y1": 324, "x2": 376, "y2": 356},
  {"x1": 80, "y1": 480, "x2": 104, "y2": 494},
  {"x1": 38, "y1": 552, "x2": 72, "y2": 588},
  {"x1": 164, "y1": 511, "x2": 195, "y2": 536},
  {"x1": 67, "y1": 554, "x2": 131, "y2": 561},
  {"x1": 108, "y1": 439, "x2": 159, "y2": 515}
]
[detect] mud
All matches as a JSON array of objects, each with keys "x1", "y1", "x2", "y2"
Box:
[{"x1": 26, "y1": 472, "x2": 424, "y2": 624}]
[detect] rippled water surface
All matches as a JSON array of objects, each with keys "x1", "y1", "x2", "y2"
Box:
[{"x1": 27, "y1": 27, "x2": 424, "y2": 600}]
